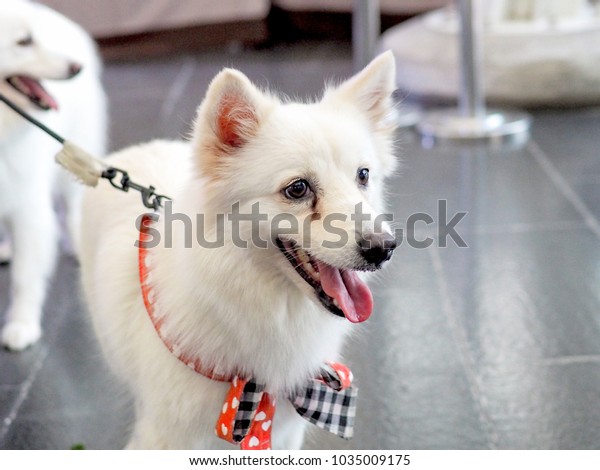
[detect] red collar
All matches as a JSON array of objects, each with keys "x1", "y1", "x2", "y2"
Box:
[{"x1": 138, "y1": 213, "x2": 232, "y2": 382}]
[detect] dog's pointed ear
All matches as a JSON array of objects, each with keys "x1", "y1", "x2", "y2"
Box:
[
  {"x1": 323, "y1": 51, "x2": 397, "y2": 133},
  {"x1": 194, "y1": 68, "x2": 272, "y2": 162}
]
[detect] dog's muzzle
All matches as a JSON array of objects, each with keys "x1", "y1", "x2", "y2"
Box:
[{"x1": 358, "y1": 232, "x2": 397, "y2": 268}]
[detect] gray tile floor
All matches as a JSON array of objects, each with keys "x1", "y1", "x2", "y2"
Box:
[{"x1": 2, "y1": 39, "x2": 600, "y2": 450}]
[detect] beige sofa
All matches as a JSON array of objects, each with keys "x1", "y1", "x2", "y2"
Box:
[
  {"x1": 273, "y1": 0, "x2": 448, "y2": 15},
  {"x1": 39, "y1": 0, "x2": 448, "y2": 38},
  {"x1": 39, "y1": 0, "x2": 271, "y2": 38}
]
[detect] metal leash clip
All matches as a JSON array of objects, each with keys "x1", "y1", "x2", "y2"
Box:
[{"x1": 101, "y1": 167, "x2": 170, "y2": 211}]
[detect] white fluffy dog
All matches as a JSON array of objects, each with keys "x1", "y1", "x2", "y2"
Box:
[
  {"x1": 80, "y1": 52, "x2": 397, "y2": 449},
  {"x1": 0, "y1": 0, "x2": 106, "y2": 350}
]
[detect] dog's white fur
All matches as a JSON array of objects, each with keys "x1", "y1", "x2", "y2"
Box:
[
  {"x1": 0, "y1": 0, "x2": 106, "y2": 350},
  {"x1": 80, "y1": 52, "x2": 397, "y2": 449}
]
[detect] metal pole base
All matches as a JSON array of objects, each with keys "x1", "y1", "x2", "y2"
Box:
[{"x1": 417, "y1": 108, "x2": 531, "y2": 140}]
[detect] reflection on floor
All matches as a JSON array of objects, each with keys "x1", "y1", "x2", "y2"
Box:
[{"x1": 2, "y1": 40, "x2": 600, "y2": 449}]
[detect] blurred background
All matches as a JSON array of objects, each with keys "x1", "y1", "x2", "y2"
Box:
[{"x1": 2, "y1": 0, "x2": 600, "y2": 450}]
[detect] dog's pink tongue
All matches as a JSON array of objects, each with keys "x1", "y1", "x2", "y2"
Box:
[
  {"x1": 317, "y1": 261, "x2": 373, "y2": 323},
  {"x1": 19, "y1": 76, "x2": 58, "y2": 110}
]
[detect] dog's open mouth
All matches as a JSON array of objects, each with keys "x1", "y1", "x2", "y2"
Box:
[
  {"x1": 5, "y1": 76, "x2": 58, "y2": 111},
  {"x1": 276, "y1": 238, "x2": 373, "y2": 323}
]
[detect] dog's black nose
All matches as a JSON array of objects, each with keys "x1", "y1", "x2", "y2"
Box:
[
  {"x1": 358, "y1": 232, "x2": 397, "y2": 266},
  {"x1": 68, "y1": 63, "x2": 82, "y2": 78}
]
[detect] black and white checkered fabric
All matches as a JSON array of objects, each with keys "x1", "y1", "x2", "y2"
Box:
[
  {"x1": 289, "y1": 376, "x2": 357, "y2": 439},
  {"x1": 232, "y1": 381, "x2": 265, "y2": 443},
  {"x1": 231, "y1": 367, "x2": 357, "y2": 442}
]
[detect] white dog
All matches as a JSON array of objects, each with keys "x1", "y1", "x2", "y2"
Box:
[
  {"x1": 80, "y1": 52, "x2": 397, "y2": 449},
  {"x1": 0, "y1": 0, "x2": 107, "y2": 350}
]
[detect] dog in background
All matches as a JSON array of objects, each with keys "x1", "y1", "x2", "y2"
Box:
[{"x1": 0, "y1": 0, "x2": 107, "y2": 350}]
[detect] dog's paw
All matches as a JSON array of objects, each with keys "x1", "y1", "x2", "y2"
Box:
[
  {"x1": 0, "y1": 238, "x2": 11, "y2": 265},
  {"x1": 1, "y1": 321, "x2": 42, "y2": 351}
]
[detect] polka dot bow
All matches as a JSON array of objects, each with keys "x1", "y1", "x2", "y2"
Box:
[{"x1": 216, "y1": 362, "x2": 357, "y2": 450}]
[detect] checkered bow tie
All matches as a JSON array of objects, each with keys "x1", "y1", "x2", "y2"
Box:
[{"x1": 216, "y1": 362, "x2": 358, "y2": 450}]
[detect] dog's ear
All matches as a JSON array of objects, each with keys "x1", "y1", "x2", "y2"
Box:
[
  {"x1": 323, "y1": 51, "x2": 397, "y2": 134},
  {"x1": 193, "y1": 69, "x2": 272, "y2": 166}
]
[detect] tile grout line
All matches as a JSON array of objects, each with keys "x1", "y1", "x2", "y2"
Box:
[
  {"x1": 428, "y1": 247, "x2": 501, "y2": 450},
  {"x1": 0, "y1": 346, "x2": 49, "y2": 444},
  {"x1": 527, "y1": 140, "x2": 600, "y2": 239},
  {"x1": 469, "y1": 219, "x2": 587, "y2": 236},
  {"x1": 159, "y1": 58, "x2": 197, "y2": 126},
  {"x1": 407, "y1": 219, "x2": 587, "y2": 242},
  {"x1": 541, "y1": 355, "x2": 600, "y2": 366}
]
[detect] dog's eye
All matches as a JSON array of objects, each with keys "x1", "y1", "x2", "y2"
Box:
[
  {"x1": 17, "y1": 35, "x2": 33, "y2": 47},
  {"x1": 284, "y1": 179, "x2": 311, "y2": 200},
  {"x1": 357, "y1": 168, "x2": 369, "y2": 186}
]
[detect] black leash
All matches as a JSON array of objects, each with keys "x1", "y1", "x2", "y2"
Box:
[
  {"x1": 0, "y1": 93, "x2": 170, "y2": 211},
  {"x1": 0, "y1": 93, "x2": 65, "y2": 143}
]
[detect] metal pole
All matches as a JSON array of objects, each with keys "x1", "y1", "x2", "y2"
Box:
[
  {"x1": 416, "y1": 0, "x2": 531, "y2": 141},
  {"x1": 353, "y1": 0, "x2": 380, "y2": 72},
  {"x1": 352, "y1": 0, "x2": 421, "y2": 127},
  {"x1": 458, "y1": 0, "x2": 485, "y2": 119}
]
